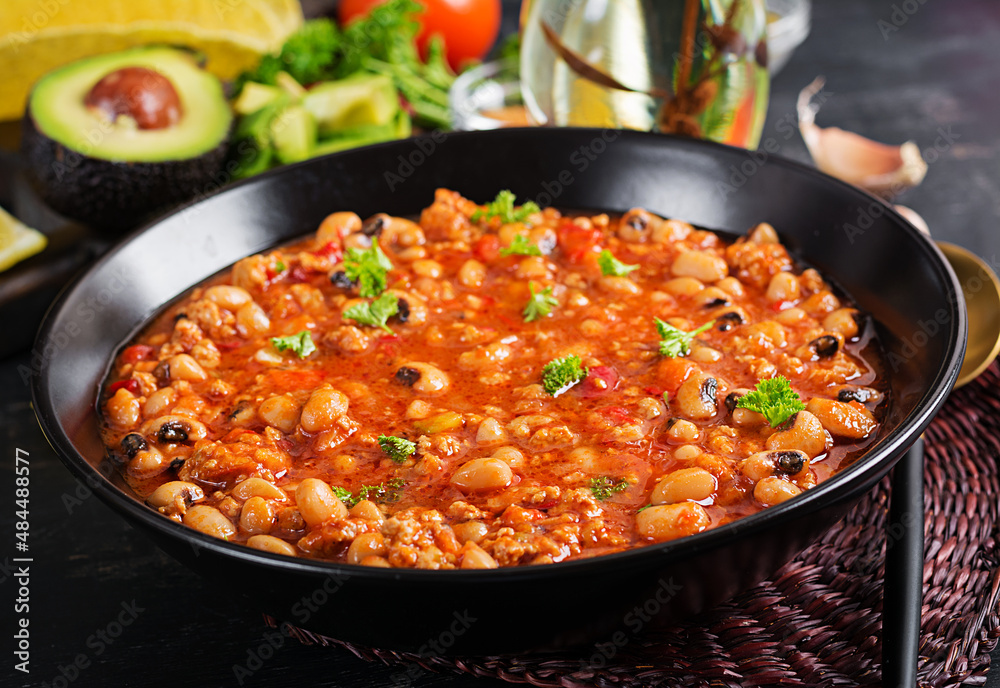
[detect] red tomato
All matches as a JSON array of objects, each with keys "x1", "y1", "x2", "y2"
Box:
[
  {"x1": 579, "y1": 366, "x2": 620, "y2": 398},
  {"x1": 120, "y1": 344, "x2": 154, "y2": 364},
  {"x1": 473, "y1": 234, "x2": 501, "y2": 262},
  {"x1": 338, "y1": 0, "x2": 501, "y2": 71},
  {"x1": 556, "y1": 218, "x2": 601, "y2": 262},
  {"x1": 108, "y1": 379, "x2": 139, "y2": 395}
]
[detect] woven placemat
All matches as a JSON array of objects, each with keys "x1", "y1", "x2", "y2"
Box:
[{"x1": 266, "y1": 363, "x2": 1000, "y2": 687}]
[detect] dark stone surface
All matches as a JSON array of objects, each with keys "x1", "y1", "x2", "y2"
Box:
[{"x1": 3, "y1": 0, "x2": 1000, "y2": 686}]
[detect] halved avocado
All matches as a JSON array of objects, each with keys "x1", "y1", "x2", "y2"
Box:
[{"x1": 21, "y1": 47, "x2": 232, "y2": 231}]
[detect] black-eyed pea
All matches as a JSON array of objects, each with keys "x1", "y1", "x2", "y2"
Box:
[
  {"x1": 259, "y1": 394, "x2": 301, "y2": 434},
  {"x1": 166, "y1": 354, "x2": 207, "y2": 382},
  {"x1": 823, "y1": 308, "x2": 860, "y2": 339},
  {"x1": 128, "y1": 447, "x2": 168, "y2": 479},
  {"x1": 295, "y1": 478, "x2": 348, "y2": 527},
  {"x1": 806, "y1": 398, "x2": 877, "y2": 438},
  {"x1": 491, "y1": 446, "x2": 525, "y2": 470},
  {"x1": 246, "y1": 534, "x2": 298, "y2": 557},
  {"x1": 765, "y1": 411, "x2": 827, "y2": 457},
  {"x1": 360, "y1": 555, "x2": 391, "y2": 567},
  {"x1": 146, "y1": 481, "x2": 204, "y2": 511},
  {"x1": 460, "y1": 542, "x2": 499, "y2": 569},
  {"x1": 766, "y1": 272, "x2": 800, "y2": 303},
  {"x1": 675, "y1": 373, "x2": 719, "y2": 421},
  {"x1": 349, "y1": 500, "x2": 384, "y2": 524},
  {"x1": 716, "y1": 277, "x2": 745, "y2": 298},
  {"x1": 458, "y1": 259, "x2": 486, "y2": 288},
  {"x1": 184, "y1": 505, "x2": 236, "y2": 540},
  {"x1": 204, "y1": 285, "x2": 252, "y2": 311},
  {"x1": 515, "y1": 256, "x2": 552, "y2": 280},
  {"x1": 749, "y1": 222, "x2": 779, "y2": 244},
  {"x1": 300, "y1": 386, "x2": 350, "y2": 433},
  {"x1": 689, "y1": 342, "x2": 722, "y2": 364},
  {"x1": 452, "y1": 520, "x2": 488, "y2": 544},
  {"x1": 397, "y1": 362, "x2": 450, "y2": 395},
  {"x1": 664, "y1": 277, "x2": 705, "y2": 296},
  {"x1": 143, "y1": 415, "x2": 207, "y2": 444},
  {"x1": 651, "y1": 218, "x2": 693, "y2": 243},
  {"x1": 236, "y1": 301, "x2": 270, "y2": 337},
  {"x1": 143, "y1": 387, "x2": 177, "y2": 417},
  {"x1": 317, "y1": 211, "x2": 361, "y2": 243},
  {"x1": 800, "y1": 291, "x2": 840, "y2": 316},
  {"x1": 240, "y1": 497, "x2": 275, "y2": 535},
  {"x1": 694, "y1": 286, "x2": 730, "y2": 309},
  {"x1": 599, "y1": 276, "x2": 641, "y2": 295},
  {"x1": 618, "y1": 208, "x2": 659, "y2": 242},
  {"x1": 346, "y1": 532, "x2": 386, "y2": 565},
  {"x1": 651, "y1": 468, "x2": 717, "y2": 505},
  {"x1": 476, "y1": 417, "x2": 508, "y2": 446},
  {"x1": 746, "y1": 321, "x2": 788, "y2": 349},
  {"x1": 451, "y1": 458, "x2": 513, "y2": 492},
  {"x1": 671, "y1": 250, "x2": 728, "y2": 283},
  {"x1": 412, "y1": 259, "x2": 443, "y2": 278},
  {"x1": 636, "y1": 503, "x2": 710, "y2": 541},
  {"x1": 232, "y1": 477, "x2": 287, "y2": 502},
  {"x1": 739, "y1": 451, "x2": 777, "y2": 482},
  {"x1": 665, "y1": 419, "x2": 700, "y2": 444},
  {"x1": 775, "y1": 307, "x2": 807, "y2": 326},
  {"x1": 754, "y1": 476, "x2": 802, "y2": 506},
  {"x1": 673, "y1": 444, "x2": 702, "y2": 461},
  {"x1": 106, "y1": 388, "x2": 141, "y2": 427}
]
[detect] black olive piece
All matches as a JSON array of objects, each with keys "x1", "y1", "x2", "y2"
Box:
[
  {"x1": 169, "y1": 458, "x2": 186, "y2": 470},
  {"x1": 395, "y1": 298, "x2": 410, "y2": 324},
  {"x1": 838, "y1": 387, "x2": 870, "y2": 403},
  {"x1": 716, "y1": 311, "x2": 744, "y2": 332},
  {"x1": 724, "y1": 392, "x2": 742, "y2": 414},
  {"x1": 395, "y1": 366, "x2": 420, "y2": 386},
  {"x1": 362, "y1": 215, "x2": 387, "y2": 237},
  {"x1": 699, "y1": 378, "x2": 718, "y2": 407},
  {"x1": 810, "y1": 335, "x2": 840, "y2": 358},
  {"x1": 330, "y1": 270, "x2": 354, "y2": 289},
  {"x1": 773, "y1": 451, "x2": 806, "y2": 475},
  {"x1": 120, "y1": 433, "x2": 147, "y2": 459},
  {"x1": 157, "y1": 420, "x2": 190, "y2": 444},
  {"x1": 627, "y1": 214, "x2": 648, "y2": 232},
  {"x1": 704, "y1": 297, "x2": 729, "y2": 309}
]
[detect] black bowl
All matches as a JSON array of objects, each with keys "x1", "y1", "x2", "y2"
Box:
[{"x1": 31, "y1": 128, "x2": 965, "y2": 655}]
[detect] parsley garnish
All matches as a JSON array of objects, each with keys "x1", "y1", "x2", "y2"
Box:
[
  {"x1": 270, "y1": 330, "x2": 316, "y2": 358},
  {"x1": 472, "y1": 190, "x2": 541, "y2": 225},
  {"x1": 597, "y1": 250, "x2": 638, "y2": 276},
  {"x1": 343, "y1": 292, "x2": 399, "y2": 333},
  {"x1": 523, "y1": 282, "x2": 559, "y2": 322},
  {"x1": 500, "y1": 234, "x2": 543, "y2": 257},
  {"x1": 331, "y1": 478, "x2": 406, "y2": 508},
  {"x1": 736, "y1": 375, "x2": 806, "y2": 428},
  {"x1": 655, "y1": 318, "x2": 716, "y2": 357},
  {"x1": 344, "y1": 244, "x2": 393, "y2": 297},
  {"x1": 589, "y1": 476, "x2": 629, "y2": 501},
  {"x1": 542, "y1": 355, "x2": 588, "y2": 396},
  {"x1": 378, "y1": 434, "x2": 416, "y2": 463},
  {"x1": 273, "y1": 259, "x2": 286, "y2": 273}
]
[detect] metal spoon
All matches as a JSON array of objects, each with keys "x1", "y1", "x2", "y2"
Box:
[{"x1": 896, "y1": 205, "x2": 1000, "y2": 387}]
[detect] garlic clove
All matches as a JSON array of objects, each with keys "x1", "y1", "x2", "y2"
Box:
[
  {"x1": 797, "y1": 77, "x2": 928, "y2": 196},
  {"x1": 894, "y1": 205, "x2": 930, "y2": 236}
]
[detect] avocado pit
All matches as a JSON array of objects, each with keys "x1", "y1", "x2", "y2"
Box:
[{"x1": 84, "y1": 66, "x2": 183, "y2": 130}]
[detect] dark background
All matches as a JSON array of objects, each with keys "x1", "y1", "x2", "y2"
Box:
[{"x1": 3, "y1": 0, "x2": 1000, "y2": 686}]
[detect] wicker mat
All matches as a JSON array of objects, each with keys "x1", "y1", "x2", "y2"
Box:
[{"x1": 266, "y1": 363, "x2": 1000, "y2": 687}]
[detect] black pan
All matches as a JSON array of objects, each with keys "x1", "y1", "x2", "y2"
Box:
[{"x1": 31, "y1": 128, "x2": 965, "y2": 654}]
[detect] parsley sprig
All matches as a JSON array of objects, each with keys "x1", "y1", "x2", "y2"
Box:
[
  {"x1": 472, "y1": 190, "x2": 541, "y2": 225},
  {"x1": 344, "y1": 244, "x2": 393, "y2": 298},
  {"x1": 378, "y1": 434, "x2": 416, "y2": 463},
  {"x1": 736, "y1": 376, "x2": 806, "y2": 428},
  {"x1": 500, "y1": 234, "x2": 543, "y2": 257},
  {"x1": 332, "y1": 478, "x2": 406, "y2": 508},
  {"x1": 542, "y1": 355, "x2": 588, "y2": 397},
  {"x1": 523, "y1": 283, "x2": 559, "y2": 322},
  {"x1": 655, "y1": 318, "x2": 716, "y2": 358},
  {"x1": 589, "y1": 476, "x2": 630, "y2": 501},
  {"x1": 343, "y1": 292, "x2": 399, "y2": 332},
  {"x1": 598, "y1": 250, "x2": 638, "y2": 277},
  {"x1": 270, "y1": 330, "x2": 316, "y2": 358}
]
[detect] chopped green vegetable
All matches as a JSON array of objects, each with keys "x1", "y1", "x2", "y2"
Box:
[
  {"x1": 589, "y1": 476, "x2": 629, "y2": 501},
  {"x1": 663, "y1": 391, "x2": 670, "y2": 405},
  {"x1": 270, "y1": 330, "x2": 316, "y2": 358},
  {"x1": 378, "y1": 434, "x2": 416, "y2": 463},
  {"x1": 472, "y1": 190, "x2": 541, "y2": 225},
  {"x1": 598, "y1": 250, "x2": 639, "y2": 277},
  {"x1": 334, "y1": 478, "x2": 406, "y2": 508},
  {"x1": 542, "y1": 355, "x2": 588, "y2": 397},
  {"x1": 343, "y1": 291, "x2": 400, "y2": 332},
  {"x1": 637, "y1": 504, "x2": 652, "y2": 513},
  {"x1": 655, "y1": 318, "x2": 716, "y2": 358},
  {"x1": 736, "y1": 375, "x2": 806, "y2": 428},
  {"x1": 523, "y1": 283, "x2": 559, "y2": 323},
  {"x1": 500, "y1": 234, "x2": 543, "y2": 257},
  {"x1": 331, "y1": 486, "x2": 353, "y2": 503},
  {"x1": 413, "y1": 411, "x2": 464, "y2": 434},
  {"x1": 344, "y1": 244, "x2": 393, "y2": 297},
  {"x1": 273, "y1": 259, "x2": 286, "y2": 273}
]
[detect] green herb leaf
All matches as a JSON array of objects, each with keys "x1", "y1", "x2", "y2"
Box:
[
  {"x1": 655, "y1": 318, "x2": 715, "y2": 357},
  {"x1": 344, "y1": 244, "x2": 394, "y2": 298},
  {"x1": 662, "y1": 391, "x2": 670, "y2": 405},
  {"x1": 523, "y1": 282, "x2": 559, "y2": 323},
  {"x1": 343, "y1": 292, "x2": 400, "y2": 333},
  {"x1": 542, "y1": 355, "x2": 588, "y2": 397},
  {"x1": 500, "y1": 234, "x2": 543, "y2": 257},
  {"x1": 597, "y1": 250, "x2": 639, "y2": 276},
  {"x1": 334, "y1": 478, "x2": 406, "y2": 508},
  {"x1": 331, "y1": 486, "x2": 353, "y2": 503},
  {"x1": 736, "y1": 375, "x2": 806, "y2": 428},
  {"x1": 378, "y1": 434, "x2": 416, "y2": 463},
  {"x1": 589, "y1": 476, "x2": 629, "y2": 501},
  {"x1": 472, "y1": 190, "x2": 541, "y2": 225},
  {"x1": 273, "y1": 259, "x2": 287, "y2": 273},
  {"x1": 270, "y1": 330, "x2": 316, "y2": 358}
]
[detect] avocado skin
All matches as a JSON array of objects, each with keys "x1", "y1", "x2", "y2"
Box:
[{"x1": 21, "y1": 114, "x2": 230, "y2": 233}]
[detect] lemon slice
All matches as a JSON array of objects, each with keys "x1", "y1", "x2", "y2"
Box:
[
  {"x1": 0, "y1": 0, "x2": 303, "y2": 121},
  {"x1": 0, "y1": 206, "x2": 47, "y2": 273}
]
